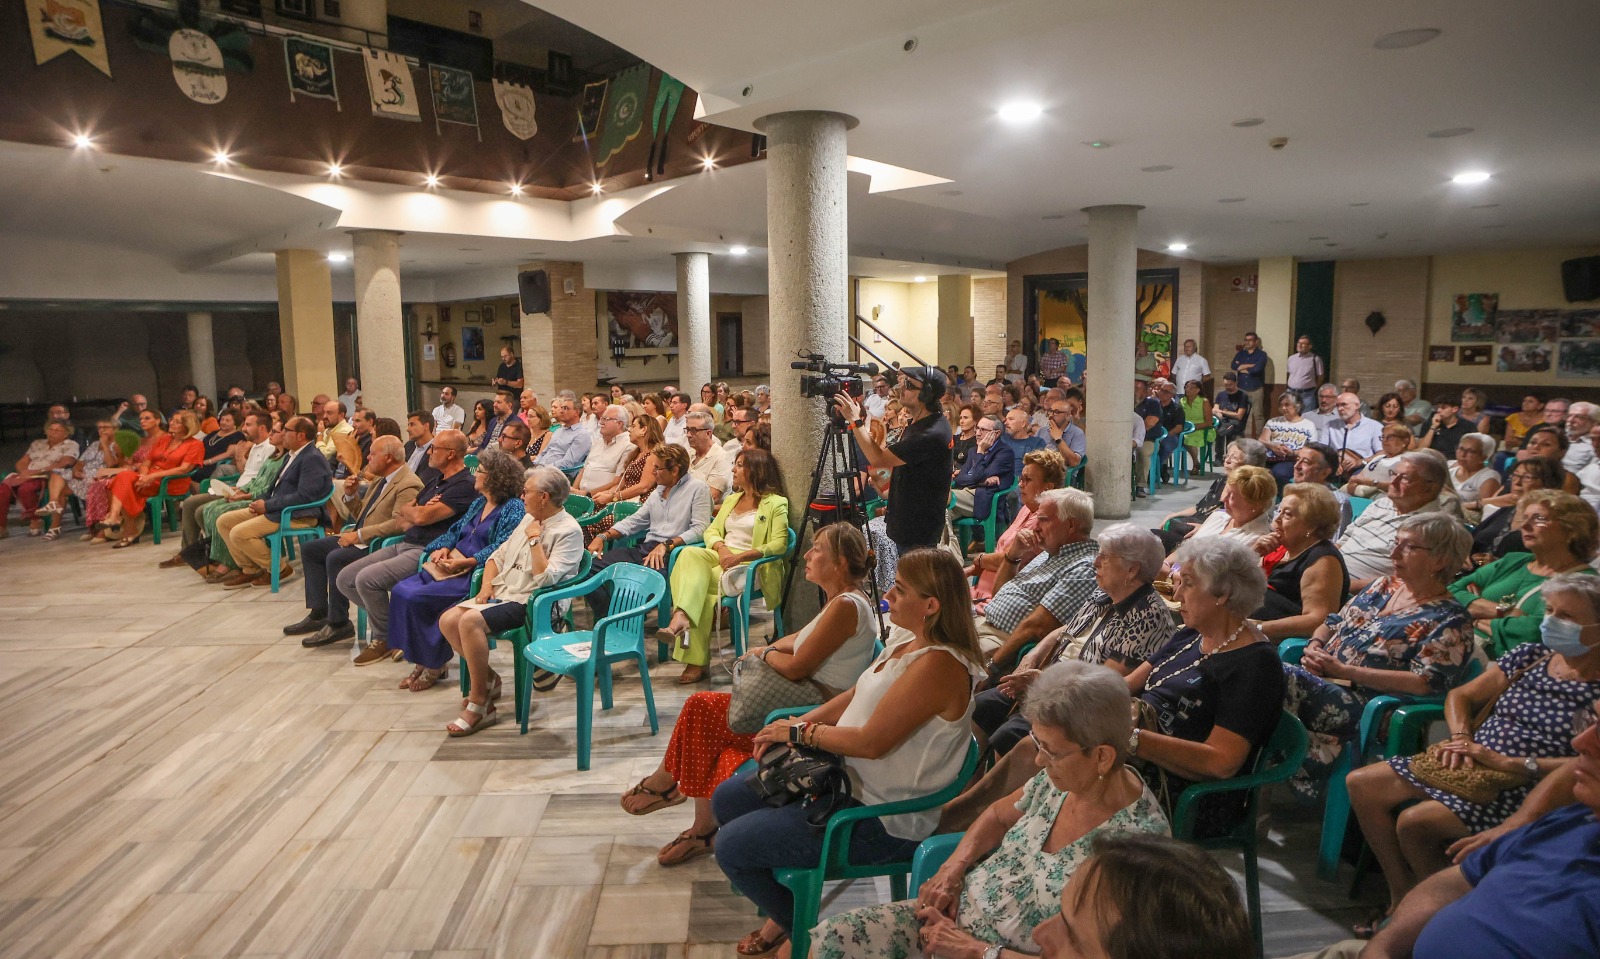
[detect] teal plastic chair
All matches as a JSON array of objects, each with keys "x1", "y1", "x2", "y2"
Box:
[
  {"x1": 1142, "y1": 425, "x2": 1166, "y2": 494},
  {"x1": 1171, "y1": 420, "x2": 1198, "y2": 485},
  {"x1": 1195, "y1": 415, "x2": 1221, "y2": 475},
  {"x1": 909, "y1": 832, "x2": 965, "y2": 893},
  {"x1": 577, "y1": 500, "x2": 642, "y2": 543},
  {"x1": 1063, "y1": 455, "x2": 1086, "y2": 490},
  {"x1": 1349, "y1": 496, "x2": 1374, "y2": 519},
  {"x1": 775, "y1": 737, "x2": 982, "y2": 959},
  {"x1": 521, "y1": 563, "x2": 665, "y2": 766},
  {"x1": 954, "y1": 474, "x2": 1019, "y2": 554},
  {"x1": 146, "y1": 469, "x2": 199, "y2": 545},
  {"x1": 1171, "y1": 710, "x2": 1309, "y2": 959},
  {"x1": 355, "y1": 533, "x2": 406, "y2": 643},
  {"x1": 264, "y1": 492, "x2": 333, "y2": 592},
  {"x1": 1279, "y1": 638, "x2": 1484, "y2": 881},
  {"x1": 464, "y1": 454, "x2": 479, "y2": 471},
  {"x1": 721, "y1": 527, "x2": 796, "y2": 656},
  {"x1": 458, "y1": 551, "x2": 593, "y2": 730},
  {"x1": 563, "y1": 493, "x2": 594, "y2": 520}
]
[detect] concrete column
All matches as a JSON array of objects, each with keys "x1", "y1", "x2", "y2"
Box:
[
  {"x1": 758, "y1": 109, "x2": 854, "y2": 623},
  {"x1": 186, "y1": 311, "x2": 217, "y2": 402},
  {"x1": 1083, "y1": 204, "x2": 1143, "y2": 520},
  {"x1": 937, "y1": 275, "x2": 973, "y2": 368},
  {"x1": 351, "y1": 230, "x2": 408, "y2": 419},
  {"x1": 676, "y1": 251, "x2": 712, "y2": 394},
  {"x1": 1254, "y1": 255, "x2": 1297, "y2": 404},
  {"x1": 274, "y1": 249, "x2": 338, "y2": 403}
]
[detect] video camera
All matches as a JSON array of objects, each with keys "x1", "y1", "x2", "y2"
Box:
[{"x1": 791, "y1": 353, "x2": 879, "y2": 402}]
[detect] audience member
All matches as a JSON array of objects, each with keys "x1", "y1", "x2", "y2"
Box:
[
  {"x1": 194, "y1": 409, "x2": 245, "y2": 480},
  {"x1": 1396, "y1": 379, "x2": 1432, "y2": 436},
  {"x1": 214, "y1": 415, "x2": 332, "y2": 587},
  {"x1": 1179, "y1": 377, "x2": 1214, "y2": 474},
  {"x1": 1255, "y1": 483, "x2": 1350, "y2": 640},
  {"x1": 969, "y1": 449, "x2": 1065, "y2": 603},
  {"x1": 684, "y1": 409, "x2": 732, "y2": 502},
  {"x1": 1323, "y1": 391, "x2": 1384, "y2": 479},
  {"x1": 495, "y1": 419, "x2": 535, "y2": 471},
  {"x1": 1420, "y1": 395, "x2": 1475, "y2": 459},
  {"x1": 337, "y1": 377, "x2": 361, "y2": 417},
  {"x1": 1171, "y1": 338, "x2": 1210, "y2": 392},
  {"x1": 85, "y1": 407, "x2": 163, "y2": 540},
  {"x1": 1230, "y1": 332, "x2": 1270, "y2": 434},
  {"x1": 535, "y1": 393, "x2": 592, "y2": 474},
  {"x1": 1042, "y1": 391, "x2": 1086, "y2": 471},
  {"x1": 402, "y1": 410, "x2": 437, "y2": 482},
  {"x1": 950, "y1": 414, "x2": 1015, "y2": 522},
  {"x1": 115, "y1": 393, "x2": 151, "y2": 435},
  {"x1": 573, "y1": 404, "x2": 637, "y2": 497},
  {"x1": 104, "y1": 410, "x2": 204, "y2": 548},
  {"x1": 1304, "y1": 383, "x2": 1342, "y2": 435},
  {"x1": 586, "y1": 444, "x2": 710, "y2": 618},
  {"x1": 1501, "y1": 391, "x2": 1545, "y2": 452},
  {"x1": 663, "y1": 391, "x2": 692, "y2": 449},
  {"x1": 1507, "y1": 424, "x2": 1581, "y2": 494},
  {"x1": 432, "y1": 386, "x2": 466, "y2": 432},
  {"x1": 1457, "y1": 387, "x2": 1492, "y2": 434},
  {"x1": 1157, "y1": 439, "x2": 1268, "y2": 550},
  {"x1": 1001, "y1": 404, "x2": 1047, "y2": 461},
  {"x1": 474, "y1": 390, "x2": 522, "y2": 454},
  {"x1": 589, "y1": 414, "x2": 663, "y2": 516},
  {"x1": 1213, "y1": 371, "x2": 1251, "y2": 456},
  {"x1": 43, "y1": 417, "x2": 122, "y2": 541},
  {"x1": 1449, "y1": 433, "x2": 1502, "y2": 524},
  {"x1": 1337, "y1": 451, "x2": 1451, "y2": 589},
  {"x1": 1286, "y1": 335, "x2": 1326, "y2": 413},
  {"x1": 1563, "y1": 401, "x2": 1600, "y2": 473},
  {"x1": 159, "y1": 410, "x2": 274, "y2": 567},
  {"x1": 2, "y1": 419, "x2": 79, "y2": 538},
  {"x1": 492, "y1": 345, "x2": 525, "y2": 390},
  {"x1": 1262, "y1": 392, "x2": 1318, "y2": 486},
  {"x1": 1472, "y1": 458, "x2": 1564, "y2": 563},
  {"x1": 1180, "y1": 464, "x2": 1276, "y2": 547},
  {"x1": 1346, "y1": 423, "x2": 1416, "y2": 498},
  {"x1": 196, "y1": 423, "x2": 289, "y2": 580}
]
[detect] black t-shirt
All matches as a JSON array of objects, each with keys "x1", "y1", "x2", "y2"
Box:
[
  {"x1": 495, "y1": 359, "x2": 524, "y2": 385},
  {"x1": 1160, "y1": 399, "x2": 1186, "y2": 433},
  {"x1": 404, "y1": 468, "x2": 479, "y2": 545},
  {"x1": 885, "y1": 411, "x2": 953, "y2": 549},
  {"x1": 1135, "y1": 397, "x2": 1162, "y2": 430},
  {"x1": 1428, "y1": 418, "x2": 1475, "y2": 459},
  {"x1": 1138, "y1": 629, "x2": 1284, "y2": 788}
]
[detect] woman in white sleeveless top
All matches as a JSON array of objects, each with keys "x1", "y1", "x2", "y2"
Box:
[{"x1": 713, "y1": 548, "x2": 985, "y2": 958}]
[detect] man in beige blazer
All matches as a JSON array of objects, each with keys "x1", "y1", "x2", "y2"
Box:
[{"x1": 285, "y1": 435, "x2": 425, "y2": 647}]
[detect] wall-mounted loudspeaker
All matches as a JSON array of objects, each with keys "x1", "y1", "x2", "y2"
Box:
[
  {"x1": 1562, "y1": 256, "x2": 1600, "y2": 303},
  {"x1": 518, "y1": 269, "x2": 551, "y2": 314}
]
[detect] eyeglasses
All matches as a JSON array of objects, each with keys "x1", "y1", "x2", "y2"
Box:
[
  {"x1": 1049, "y1": 408, "x2": 1072, "y2": 416},
  {"x1": 1391, "y1": 542, "x2": 1433, "y2": 554},
  {"x1": 686, "y1": 427, "x2": 712, "y2": 434},
  {"x1": 1030, "y1": 730, "x2": 1091, "y2": 763},
  {"x1": 1521, "y1": 513, "x2": 1554, "y2": 529}
]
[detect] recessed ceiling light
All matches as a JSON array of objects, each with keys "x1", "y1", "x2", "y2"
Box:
[
  {"x1": 913, "y1": 276, "x2": 928, "y2": 282},
  {"x1": 591, "y1": 182, "x2": 604, "y2": 195},
  {"x1": 327, "y1": 252, "x2": 348, "y2": 263},
  {"x1": 1451, "y1": 171, "x2": 1491, "y2": 185},
  {"x1": 701, "y1": 156, "x2": 717, "y2": 170},
  {"x1": 1082, "y1": 140, "x2": 1111, "y2": 149},
  {"x1": 1140, "y1": 165, "x2": 1174, "y2": 173},
  {"x1": 327, "y1": 163, "x2": 343, "y2": 177},
  {"x1": 72, "y1": 132, "x2": 95, "y2": 149},
  {"x1": 211, "y1": 150, "x2": 232, "y2": 165},
  {"x1": 1349, "y1": 202, "x2": 1370, "y2": 207},
  {"x1": 1427, "y1": 127, "x2": 1474, "y2": 139},
  {"x1": 508, "y1": 182, "x2": 524, "y2": 196},
  {"x1": 1231, "y1": 118, "x2": 1265, "y2": 128},
  {"x1": 424, "y1": 174, "x2": 440, "y2": 188},
  {"x1": 729, "y1": 246, "x2": 748, "y2": 255},
  {"x1": 997, "y1": 102, "x2": 1043, "y2": 123},
  {"x1": 1217, "y1": 197, "x2": 1246, "y2": 203},
  {"x1": 1167, "y1": 243, "x2": 1188, "y2": 253},
  {"x1": 1374, "y1": 28, "x2": 1442, "y2": 50}
]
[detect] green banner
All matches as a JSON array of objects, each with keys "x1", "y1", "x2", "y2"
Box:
[{"x1": 595, "y1": 65, "x2": 650, "y2": 164}]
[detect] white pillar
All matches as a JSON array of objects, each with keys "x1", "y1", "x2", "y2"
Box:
[
  {"x1": 186, "y1": 311, "x2": 217, "y2": 402},
  {"x1": 676, "y1": 251, "x2": 711, "y2": 393},
  {"x1": 759, "y1": 110, "x2": 855, "y2": 622},
  {"x1": 1083, "y1": 204, "x2": 1142, "y2": 520},
  {"x1": 351, "y1": 230, "x2": 407, "y2": 420}
]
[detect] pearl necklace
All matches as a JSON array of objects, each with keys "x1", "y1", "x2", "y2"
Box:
[{"x1": 1143, "y1": 620, "x2": 1252, "y2": 691}]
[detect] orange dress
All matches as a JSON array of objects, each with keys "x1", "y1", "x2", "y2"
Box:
[
  {"x1": 663, "y1": 692, "x2": 757, "y2": 799},
  {"x1": 110, "y1": 437, "x2": 203, "y2": 514}
]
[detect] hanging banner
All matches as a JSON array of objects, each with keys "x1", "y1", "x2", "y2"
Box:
[
  {"x1": 26, "y1": 0, "x2": 112, "y2": 77},
  {"x1": 493, "y1": 79, "x2": 537, "y2": 140},
  {"x1": 594, "y1": 64, "x2": 650, "y2": 164},
  {"x1": 284, "y1": 36, "x2": 338, "y2": 107},
  {"x1": 170, "y1": 28, "x2": 227, "y2": 104},
  {"x1": 363, "y1": 47, "x2": 420, "y2": 121},
  {"x1": 573, "y1": 77, "x2": 607, "y2": 143},
  {"x1": 428, "y1": 63, "x2": 480, "y2": 138}
]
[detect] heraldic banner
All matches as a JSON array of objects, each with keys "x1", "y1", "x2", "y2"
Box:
[
  {"x1": 429, "y1": 63, "x2": 480, "y2": 138},
  {"x1": 595, "y1": 64, "x2": 650, "y2": 164},
  {"x1": 364, "y1": 47, "x2": 420, "y2": 121},
  {"x1": 493, "y1": 79, "x2": 537, "y2": 140},
  {"x1": 26, "y1": 0, "x2": 111, "y2": 77},
  {"x1": 285, "y1": 36, "x2": 338, "y2": 107}
]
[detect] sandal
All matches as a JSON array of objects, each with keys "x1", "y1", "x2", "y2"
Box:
[
  {"x1": 399, "y1": 665, "x2": 427, "y2": 690},
  {"x1": 111, "y1": 536, "x2": 141, "y2": 549},
  {"x1": 446, "y1": 699, "x2": 497, "y2": 737},
  {"x1": 464, "y1": 672, "x2": 503, "y2": 707},
  {"x1": 621, "y1": 778, "x2": 686, "y2": 816},
  {"x1": 736, "y1": 926, "x2": 789, "y2": 958},
  {"x1": 42, "y1": 527, "x2": 60, "y2": 542},
  {"x1": 657, "y1": 827, "x2": 717, "y2": 867},
  {"x1": 1353, "y1": 907, "x2": 1394, "y2": 939},
  {"x1": 407, "y1": 666, "x2": 447, "y2": 692}
]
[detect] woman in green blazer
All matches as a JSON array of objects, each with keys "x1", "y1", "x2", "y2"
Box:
[{"x1": 659, "y1": 448, "x2": 790, "y2": 683}]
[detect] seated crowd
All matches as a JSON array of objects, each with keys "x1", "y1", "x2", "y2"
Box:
[{"x1": 8, "y1": 352, "x2": 1600, "y2": 959}]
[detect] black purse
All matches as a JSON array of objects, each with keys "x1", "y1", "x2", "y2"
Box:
[{"x1": 750, "y1": 744, "x2": 854, "y2": 830}]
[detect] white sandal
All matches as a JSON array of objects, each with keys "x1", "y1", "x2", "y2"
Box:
[{"x1": 446, "y1": 699, "x2": 497, "y2": 737}]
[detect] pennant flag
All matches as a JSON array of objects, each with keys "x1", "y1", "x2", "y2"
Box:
[
  {"x1": 284, "y1": 36, "x2": 338, "y2": 107},
  {"x1": 363, "y1": 47, "x2": 420, "y2": 121},
  {"x1": 428, "y1": 63, "x2": 480, "y2": 137},
  {"x1": 573, "y1": 78, "x2": 607, "y2": 144},
  {"x1": 25, "y1": 0, "x2": 111, "y2": 77},
  {"x1": 493, "y1": 79, "x2": 537, "y2": 140},
  {"x1": 170, "y1": 28, "x2": 227, "y2": 104},
  {"x1": 595, "y1": 65, "x2": 650, "y2": 164}
]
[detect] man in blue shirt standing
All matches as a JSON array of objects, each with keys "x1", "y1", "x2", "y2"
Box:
[{"x1": 1231, "y1": 331, "x2": 1270, "y2": 435}]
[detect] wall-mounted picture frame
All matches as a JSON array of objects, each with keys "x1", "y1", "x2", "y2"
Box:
[
  {"x1": 464, "y1": 310, "x2": 481, "y2": 324},
  {"x1": 461, "y1": 326, "x2": 485, "y2": 362},
  {"x1": 1429, "y1": 345, "x2": 1456, "y2": 362},
  {"x1": 482, "y1": 304, "x2": 496, "y2": 326},
  {"x1": 1460, "y1": 346, "x2": 1492, "y2": 366}
]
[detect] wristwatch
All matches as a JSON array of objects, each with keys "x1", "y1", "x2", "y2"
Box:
[
  {"x1": 1494, "y1": 602, "x2": 1512, "y2": 617},
  {"x1": 1127, "y1": 728, "x2": 1141, "y2": 757},
  {"x1": 1522, "y1": 756, "x2": 1540, "y2": 779},
  {"x1": 983, "y1": 945, "x2": 1003, "y2": 959}
]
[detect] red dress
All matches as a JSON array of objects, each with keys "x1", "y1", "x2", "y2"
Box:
[
  {"x1": 110, "y1": 437, "x2": 203, "y2": 514},
  {"x1": 663, "y1": 691, "x2": 757, "y2": 799}
]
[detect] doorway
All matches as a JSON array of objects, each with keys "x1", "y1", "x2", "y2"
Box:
[
  {"x1": 717, "y1": 313, "x2": 743, "y2": 376},
  {"x1": 1022, "y1": 270, "x2": 1179, "y2": 382}
]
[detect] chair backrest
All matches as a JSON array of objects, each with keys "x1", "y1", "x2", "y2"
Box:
[
  {"x1": 589, "y1": 564, "x2": 665, "y2": 651},
  {"x1": 1171, "y1": 710, "x2": 1308, "y2": 841},
  {"x1": 564, "y1": 493, "x2": 595, "y2": 519},
  {"x1": 1349, "y1": 495, "x2": 1374, "y2": 518}
]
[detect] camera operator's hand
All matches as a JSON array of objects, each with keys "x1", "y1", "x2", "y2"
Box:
[{"x1": 832, "y1": 393, "x2": 862, "y2": 426}]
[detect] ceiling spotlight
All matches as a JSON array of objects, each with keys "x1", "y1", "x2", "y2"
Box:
[
  {"x1": 997, "y1": 101, "x2": 1043, "y2": 123},
  {"x1": 1374, "y1": 28, "x2": 1442, "y2": 50},
  {"x1": 729, "y1": 246, "x2": 748, "y2": 255},
  {"x1": 211, "y1": 150, "x2": 232, "y2": 165},
  {"x1": 1166, "y1": 242, "x2": 1188, "y2": 253},
  {"x1": 72, "y1": 132, "x2": 94, "y2": 150},
  {"x1": 508, "y1": 182, "x2": 524, "y2": 196},
  {"x1": 424, "y1": 173, "x2": 440, "y2": 188},
  {"x1": 701, "y1": 156, "x2": 717, "y2": 170},
  {"x1": 1451, "y1": 171, "x2": 1491, "y2": 185},
  {"x1": 327, "y1": 252, "x2": 348, "y2": 263},
  {"x1": 913, "y1": 275, "x2": 928, "y2": 282},
  {"x1": 591, "y1": 182, "x2": 604, "y2": 195},
  {"x1": 327, "y1": 162, "x2": 343, "y2": 177}
]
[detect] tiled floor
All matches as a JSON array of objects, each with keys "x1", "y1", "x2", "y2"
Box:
[{"x1": 0, "y1": 474, "x2": 1379, "y2": 958}]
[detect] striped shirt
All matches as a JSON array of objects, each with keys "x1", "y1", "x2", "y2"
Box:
[{"x1": 978, "y1": 539, "x2": 1100, "y2": 633}]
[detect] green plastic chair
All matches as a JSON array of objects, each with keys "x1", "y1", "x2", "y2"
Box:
[
  {"x1": 954, "y1": 474, "x2": 1019, "y2": 554},
  {"x1": 464, "y1": 453, "x2": 479, "y2": 471},
  {"x1": 563, "y1": 493, "x2": 594, "y2": 520},
  {"x1": 1171, "y1": 710, "x2": 1309, "y2": 959},
  {"x1": 146, "y1": 469, "x2": 199, "y2": 545},
  {"x1": 264, "y1": 492, "x2": 333, "y2": 592},
  {"x1": 1349, "y1": 496, "x2": 1374, "y2": 519},
  {"x1": 909, "y1": 831, "x2": 965, "y2": 893},
  {"x1": 577, "y1": 500, "x2": 642, "y2": 541},
  {"x1": 521, "y1": 564, "x2": 665, "y2": 765},
  {"x1": 458, "y1": 551, "x2": 593, "y2": 730},
  {"x1": 721, "y1": 527, "x2": 796, "y2": 656},
  {"x1": 1063, "y1": 455, "x2": 1086, "y2": 490},
  {"x1": 1141, "y1": 425, "x2": 1166, "y2": 494},
  {"x1": 775, "y1": 737, "x2": 981, "y2": 959}
]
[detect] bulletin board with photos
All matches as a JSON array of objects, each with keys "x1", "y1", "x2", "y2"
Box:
[{"x1": 1448, "y1": 291, "x2": 1600, "y2": 377}]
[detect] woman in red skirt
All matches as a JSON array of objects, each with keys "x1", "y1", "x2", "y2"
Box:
[
  {"x1": 618, "y1": 523, "x2": 881, "y2": 865},
  {"x1": 104, "y1": 410, "x2": 203, "y2": 548}
]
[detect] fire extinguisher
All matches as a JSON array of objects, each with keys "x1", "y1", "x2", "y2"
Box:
[{"x1": 444, "y1": 342, "x2": 457, "y2": 368}]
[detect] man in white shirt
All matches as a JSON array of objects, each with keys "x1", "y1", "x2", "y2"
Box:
[
  {"x1": 663, "y1": 392, "x2": 692, "y2": 450},
  {"x1": 1170, "y1": 339, "x2": 1211, "y2": 392},
  {"x1": 431, "y1": 386, "x2": 466, "y2": 432},
  {"x1": 1335, "y1": 453, "x2": 1449, "y2": 589},
  {"x1": 575, "y1": 405, "x2": 638, "y2": 496},
  {"x1": 581, "y1": 394, "x2": 606, "y2": 443},
  {"x1": 723, "y1": 405, "x2": 756, "y2": 454},
  {"x1": 337, "y1": 377, "x2": 362, "y2": 418},
  {"x1": 1323, "y1": 392, "x2": 1385, "y2": 478},
  {"x1": 684, "y1": 410, "x2": 732, "y2": 502},
  {"x1": 1303, "y1": 384, "x2": 1342, "y2": 435},
  {"x1": 1563, "y1": 402, "x2": 1600, "y2": 474},
  {"x1": 163, "y1": 410, "x2": 278, "y2": 568},
  {"x1": 863, "y1": 375, "x2": 893, "y2": 422}
]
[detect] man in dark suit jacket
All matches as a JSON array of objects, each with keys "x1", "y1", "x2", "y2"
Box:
[
  {"x1": 216, "y1": 416, "x2": 334, "y2": 588},
  {"x1": 950, "y1": 414, "x2": 1016, "y2": 522}
]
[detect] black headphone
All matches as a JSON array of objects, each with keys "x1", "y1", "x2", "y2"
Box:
[{"x1": 905, "y1": 365, "x2": 948, "y2": 409}]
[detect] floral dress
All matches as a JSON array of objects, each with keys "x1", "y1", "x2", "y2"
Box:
[
  {"x1": 1283, "y1": 577, "x2": 1472, "y2": 799},
  {"x1": 812, "y1": 771, "x2": 1168, "y2": 959},
  {"x1": 1389, "y1": 642, "x2": 1600, "y2": 832}
]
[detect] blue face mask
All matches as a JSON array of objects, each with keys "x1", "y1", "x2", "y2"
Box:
[{"x1": 1540, "y1": 615, "x2": 1597, "y2": 657}]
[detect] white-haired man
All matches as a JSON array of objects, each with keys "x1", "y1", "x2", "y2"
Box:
[
  {"x1": 574, "y1": 405, "x2": 636, "y2": 497},
  {"x1": 1563, "y1": 401, "x2": 1600, "y2": 473}
]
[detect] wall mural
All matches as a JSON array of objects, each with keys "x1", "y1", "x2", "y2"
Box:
[{"x1": 606, "y1": 292, "x2": 678, "y2": 355}]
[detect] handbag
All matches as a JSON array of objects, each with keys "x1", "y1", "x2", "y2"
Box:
[
  {"x1": 749, "y1": 742, "x2": 853, "y2": 829},
  {"x1": 1403, "y1": 651, "x2": 1550, "y2": 805},
  {"x1": 727, "y1": 654, "x2": 831, "y2": 734}
]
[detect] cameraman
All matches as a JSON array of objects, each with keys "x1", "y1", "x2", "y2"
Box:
[{"x1": 833, "y1": 366, "x2": 953, "y2": 551}]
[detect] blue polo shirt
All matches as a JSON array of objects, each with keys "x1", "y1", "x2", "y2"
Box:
[
  {"x1": 1231, "y1": 348, "x2": 1269, "y2": 392},
  {"x1": 1414, "y1": 803, "x2": 1600, "y2": 959}
]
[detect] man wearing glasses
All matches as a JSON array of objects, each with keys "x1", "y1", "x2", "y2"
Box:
[
  {"x1": 1044, "y1": 391, "x2": 1086, "y2": 469},
  {"x1": 723, "y1": 406, "x2": 756, "y2": 454},
  {"x1": 684, "y1": 409, "x2": 732, "y2": 503},
  {"x1": 574, "y1": 404, "x2": 636, "y2": 497},
  {"x1": 951, "y1": 415, "x2": 1016, "y2": 520}
]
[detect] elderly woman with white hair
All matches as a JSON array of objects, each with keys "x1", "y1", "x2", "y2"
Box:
[
  {"x1": 1284, "y1": 513, "x2": 1474, "y2": 799},
  {"x1": 813, "y1": 662, "x2": 1169, "y2": 959},
  {"x1": 1155, "y1": 438, "x2": 1268, "y2": 552},
  {"x1": 1125, "y1": 537, "x2": 1285, "y2": 826},
  {"x1": 1448, "y1": 432, "x2": 1502, "y2": 524}
]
